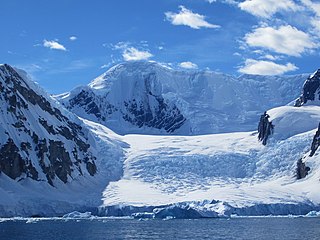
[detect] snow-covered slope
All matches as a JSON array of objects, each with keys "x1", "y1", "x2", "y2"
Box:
[
  {"x1": 93, "y1": 67, "x2": 320, "y2": 217},
  {"x1": 57, "y1": 61, "x2": 308, "y2": 135},
  {"x1": 89, "y1": 120, "x2": 320, "y2": 218},
  {"x1": 266, "y1": 106, "x2": 320, "y2": 140},
  {"x1": 3, "y1": 119, "x2": 318, "y2": 217},
  {"x1": 0, "y1": 64, "x2": 124, "y2": 216},
  {"x1": 256, "y1": 69, "x2": 320, "y2": 144}
]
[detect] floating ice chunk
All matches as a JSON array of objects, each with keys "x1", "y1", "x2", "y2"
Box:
[
  {"x1": 163, "y1": 216, "x2": 175, "y2": 221},
  {"x1": 132, "y1": 212, "x2": 155, "y2": 219},
  {"x1": 26, "y1": 218, "x2": 39, "y2": 224},
  {"x1": 62, "y1": 211, "x2": 92, "y2": 219},
  {"x1": 153, "y1": 205, "x2": 202, "y2": 219},
  {"x1": 306, "y1": 211, "x2": 320, "y2": 217}
]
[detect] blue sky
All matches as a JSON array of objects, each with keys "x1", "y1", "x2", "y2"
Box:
[{"x1": 1, "y1": 0, "x2": 320, "y2": 93}]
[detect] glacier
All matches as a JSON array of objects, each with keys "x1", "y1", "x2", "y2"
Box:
[
  {"x1": 92, "y1": 121, "x2": 320, "y2": 218},
  {"x1": 0, "y1": 62, "x2": 320, "y2": 219}
]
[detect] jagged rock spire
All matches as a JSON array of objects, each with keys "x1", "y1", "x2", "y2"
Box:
[
  {"x1": 295, "y1": 69, "x2": 320, "y2": 107},
  {"x1": 258, "y1": 111, "x2": 274, "y2": 145}
]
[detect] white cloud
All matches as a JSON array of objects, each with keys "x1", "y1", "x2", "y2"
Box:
[
  {"x1": 298, "y1": 1, "x2": 320, "y2": 37},
  {"x1": 112, "y1": 41, "x2": 130, "y2": 50},
  {"x1": 101, "y1": 64, "x2": 110, "y2": 69},
  {"x1": 108, "y1": 42, "x2": 153, "y2": 61},
  {"x1": 122, "y1": 47, "x2": 153, "y2": 61},
  {"x1": 301, "y1": 0, "x2": 320, "y2": 16},
  {"x1": 43, "y1": 40, "x2": 66, "y2": 51},
  {"x1": 239, "y1": 59, "x2": 298, "y2": 75},
  {"x1": 69, "y1": 36, "x2": 77, "y2": 41},
  {"x1": 207, "y1": 0, "x2": 237, "y2": 4},
  {"x1": 238, "y1": 0, "x2": 300, "y2": 18},
  {"x1": 224, "y1": 0, "x2": 238, "y2": 4},
  {"x1": 179, "y1": 61, "x2": 198, "y2": 69},
  {"x1": 165, "y1": 6, "x2": 220, "y2": 29},
  {"x1": 311, "y1": 17, "x2": 320, "y2": 36},
  {"x1": 262, "y1": 54, "x2": 280, "y2": 61},
  {"x1": 244, "y1": 25, "x2": 317, "y2": 56},
  {"x1": 252, "y1": 49, "x2": 264, "y2": 55}
]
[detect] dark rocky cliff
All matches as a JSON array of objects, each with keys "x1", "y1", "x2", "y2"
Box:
[
  {"x1": 296, "y1": 158, "x2": 310, "y2": 180},
  {"x1": 257, "y1": 112, "x2": 274, "y2": 145},
  {"x1": 295, "y1": 69, "x2": 320, "y2": 107},
  {"x1": 294, "y1": 69, "x2": 320, "y2": 178},
  {"x1": 295, "y1": 123, "x2": 320, "y2": 179},
  {"x1": 309, "y1": 123, "x2": 320, "y2": 157},
  {"x1": 61, "y1": 72, "x2": 186, "y2": 134},
  {"x1": 0, "y1": 64, "x2": 97, "y2": 186}
]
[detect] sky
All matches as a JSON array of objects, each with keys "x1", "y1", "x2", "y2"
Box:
[{"x1": 1, "y1": 0, "x2": 320, "y2": 93}]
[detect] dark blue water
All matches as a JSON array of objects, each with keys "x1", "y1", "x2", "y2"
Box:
[{"x1": 0, "y1": 218, "x2": 319, "y2": 240}]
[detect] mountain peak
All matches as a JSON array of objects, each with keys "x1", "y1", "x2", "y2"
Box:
[
  {"x1": 57, "y1": 62, "x2": 308, "y2": 135},
  {"x1": 111, "y1": 60, "x2": 172, "y2": 70},
  {"x1": 310, "y1": 68, "x2": 320, "y2": 79},
  {"x1": 0, "y1": 63, "x2": 19, "y2": 77},
  {"x1": 295, "y1": 68, "x2": 320, "y2": 107},
  {"x1": 0, "y1": 63, "x2": 13, "y2": 69},
  {"x1": 89, "y1": 61, "x2": 173, "y2": 90}
]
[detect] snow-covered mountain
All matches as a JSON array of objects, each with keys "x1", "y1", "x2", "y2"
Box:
[
  {"x1": 1, "y1": 63, "x2": 320, "y2": 218},
  {"x1": 0, "y1": 64, "x2": 123, "y2": 216},
  {"x1": 95, "y1": 67, "x2": 320, "y2": 217},
  {"x1": 0, "y1": 64, "x2": 102, "y2": 185},
  {"x1": 56, "y1": 61, "x2": 308, "y2": 135}
]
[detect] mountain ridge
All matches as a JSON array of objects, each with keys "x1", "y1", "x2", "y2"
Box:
[
  {"x1": 56, "y1": 61, "x2": 309, "y2": 135},
  {"x1": 0, "y1": 64, "x2": 123, "y2": 186}
]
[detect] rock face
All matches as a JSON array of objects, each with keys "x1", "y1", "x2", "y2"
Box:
[
  {"x1": 0, "y1": 64, "x2": 97, "y2": 186},
  {"x1": 310, "y1": 123, "x2": 320, "y2": 157},
  {"x1": 296, "y1": 158, "x2": 310, "y2": 179},
  {"x1": 258, "y1": 112, "x2": 274, "y2": 145},
  {"x1": 295, "y1": 123, "x2": 320, "y2": 179},
  {"x1": 295, "y1": 69, "x2": 320, "y2": 107},
  {"x1": 56, "y1": 61, "x2": 307, "y2": 135},
  {"x1": 58, "y1": 63, "x2": 187, "y2": 135},
  {"x1": 65, "y1": 85, "x2": 185, "y2": 134}
]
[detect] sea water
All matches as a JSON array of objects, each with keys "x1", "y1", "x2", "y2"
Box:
[{"x1": 0, "y1": 217, "x2": 319, "y2": 240}]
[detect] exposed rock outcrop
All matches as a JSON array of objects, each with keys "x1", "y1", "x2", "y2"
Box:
[
  {"x1": 258, "y1": 112, "x2": 274, "y2": 145},
  {"x1": 0, "y1": 138, "x2": 28, "y2": 180},
  {"x1": 296, "y1": 158, "x2": 310, "y2": 179},
  {"x1": 295, "y1": 69, "x2": 320, "y2": 107},
  {"x1": 59, "y1": 65, "x2": 186, "y2": 134},
  {"x1": 310, "y1": 123, "x2": 320, "y2": 157},
  {"x1": 0, "y1": 64, "x2": 97, "y2": 186},
  {"x1": 68, "y1": 89, "x2": 116, "y2": 122},
  {"x1": 122, "y1": 96, "x2": 186, "y2": 133},
  {"x1": 295, "y1": 123, "x2": 320, "y2": 179}
]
